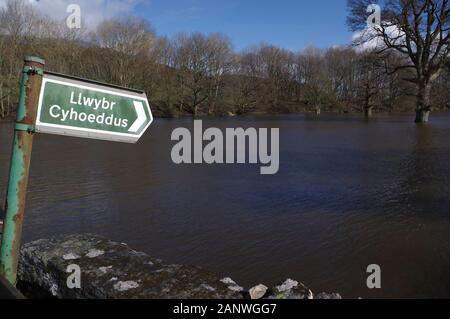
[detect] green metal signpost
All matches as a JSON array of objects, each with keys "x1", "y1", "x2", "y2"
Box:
[{"x1": 0, "y1": 57, "x2": 153, "y2": 285}]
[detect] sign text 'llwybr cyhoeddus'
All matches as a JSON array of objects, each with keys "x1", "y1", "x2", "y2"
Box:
[{"x1": 36, "y1": 73, "x2": 153, "y2": 143}]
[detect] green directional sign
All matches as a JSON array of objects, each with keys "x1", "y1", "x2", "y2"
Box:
[{"x1": 36, "y1": 73, "x2": 153, "y2": 143}]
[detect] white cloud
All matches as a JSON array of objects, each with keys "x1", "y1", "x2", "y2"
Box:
[
  {"x1": 0, "y1": 0, "x2": 144, "y2": 29},
  {"x1": 352, "y1": 24, "x2": 406, "y2": 52}
]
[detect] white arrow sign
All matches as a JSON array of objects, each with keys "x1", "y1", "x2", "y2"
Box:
[
  {"x1": 128, "y1": 101, "x2": 146, "y2": 133},
  {"x1": 35, "y1": 72, "x2": 153, "y2": 143}
]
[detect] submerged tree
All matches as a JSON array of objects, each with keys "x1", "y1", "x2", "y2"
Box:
[
  {"x1": 347, "y1": 0, "x2": 449, "y2": 123},
  {"x1": 298, "y1": 47, "x2": 333, "y2": 115},
  {"x1": 357, "y1": 51, "x2": 383, "y2": 117}
]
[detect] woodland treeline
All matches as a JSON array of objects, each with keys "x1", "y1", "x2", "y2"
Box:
[{"x1": 0, "y1": 0, "x2": 449, "y2": 119}]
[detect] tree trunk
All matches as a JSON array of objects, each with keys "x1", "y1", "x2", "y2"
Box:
[
  {"x1": 208, "y1": 82, "x2": 220, "y2": 116},
  {"x1": 0, "y1": 84, "x2": 3, "y2": 119},
  {"x1": 363, "y1": 85, "x2": 373, "y2": 118},
  {"x1": 364, "y1": 107, "x2": 373, "y2": 118},
  {"x1": 315, "y1": 106, "x2": 321, "y2": 116},
  {"x1": 415, "y1": 82, "x2": 432, "y2": 123},
  {"x1": 415, "y1": 109, "x2": 430, "y2": 123}
]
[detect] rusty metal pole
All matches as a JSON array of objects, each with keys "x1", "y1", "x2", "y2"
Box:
[{"x1": 0, "y1": 56, "x2": 45, "y2": 285}]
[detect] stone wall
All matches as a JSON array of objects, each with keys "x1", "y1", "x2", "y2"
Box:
[{"x1": 18, "y1": 234, "x2": 341, "y2": 299}]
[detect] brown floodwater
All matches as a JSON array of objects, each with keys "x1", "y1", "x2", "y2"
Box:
[{"x1": 1, "y1": 113, "x2": 450, "y2": 299}]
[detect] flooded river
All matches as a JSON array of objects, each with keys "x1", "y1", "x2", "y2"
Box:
[{"x1": 1, "y1": 113, "x2": 450, "y2": 298}]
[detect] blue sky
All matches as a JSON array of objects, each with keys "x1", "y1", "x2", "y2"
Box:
[
  {"x1": 137, "y1": 0, "x2": 353, "y2": 52},
  {"x1": 17, "y1": 0, "x2": 354, "y2": 52}
]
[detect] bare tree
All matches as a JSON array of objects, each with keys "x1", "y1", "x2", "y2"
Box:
[
  {"x1": 251, "y1": 44, "x2": 295, "y2": 111},
  {"x1": 172, "y1": 33, "x2": 210, "y2": 117},
  {"x1": 348, "y1": 0, "x2": 450, "y2": 123},
  {"x1": 356, "y1": 51, "x2": 383, "y2": 117},
  {"x1": 150, "y1": 37, "x2": 176, "y2": 116},
  {"x1": 94, "y1": 16, "x2": 155, "y2": 87},
  {"x1": 230, "y1": 52, "x2": 260, "y2": 114},
  {"x1": 205, "y1": 33, "x2": 232, "y2": 115},
  {"x1": 324, "y1": 47, "x2": 361, "y2": 113},
  {"x1": 297, "y1": 47, "x2": 333, "y2": 115},
  {"x1": 0, "y1": 0, "x2": 39, "y2": 116},
  {"x1": 171, "y1": 33, "x2": 231, "y2": 116}
]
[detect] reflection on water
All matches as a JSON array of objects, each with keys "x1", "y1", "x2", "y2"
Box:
[{"x1": 1, "y1": 113, "x2": 450, "y2": 298}]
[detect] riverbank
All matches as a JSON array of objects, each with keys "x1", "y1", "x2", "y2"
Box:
[
  {"x1": 3, "y1": 109, "x2": 450, "y2": 122},
  {"x1": 17, "y1": 234, "x2": 341, "y2": 299}
]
